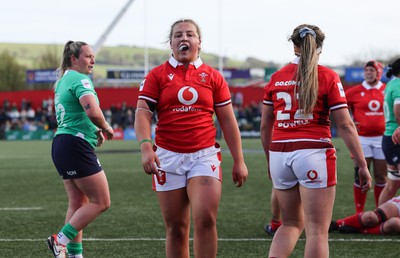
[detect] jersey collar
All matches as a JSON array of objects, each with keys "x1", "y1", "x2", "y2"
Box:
[
  {"x1": 169, "y1": 56, "x2": 203, "y2": 69},
  {"x1": 362, "y1": 80, "x2": 383, "y2": 90}
]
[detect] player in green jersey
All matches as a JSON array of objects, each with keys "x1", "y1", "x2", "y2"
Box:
[
  {"x1": 47, "y1": 41, "x2": 114, "y2": 258},
  {"x1": 381, "y1": 58, "x2": 400, "y2": 207}
]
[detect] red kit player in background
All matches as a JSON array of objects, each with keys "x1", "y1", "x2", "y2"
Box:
[
  {"x1": 261, "y1": 24, "x2": 372, "y2": 258},
  {"x1": 345, "y1": 60, "x2": 387, "y2": 213},
  {"x1": 134, "y1": 18, "x2": 248, "y2": 258}
]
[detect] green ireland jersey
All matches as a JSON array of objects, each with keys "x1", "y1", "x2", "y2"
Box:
[
  {"x1": 384, "y1": 77, "x2": 400, "y2": 136},
  {"x1": 54, "y1": 70, "x2": 99, "y2": 148}
]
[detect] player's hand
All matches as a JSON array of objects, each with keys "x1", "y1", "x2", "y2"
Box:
[
  {"x1": 103, "y1": 126, "x2": 114, "y2": 140},
  {"x1": 232, "y1": 162, "x2": 248, "y2": 187},
  {"x1": 140, "y1": 145, "x2": 159, "y2": 175},
  {"x1": 392, "y1": 127, "x2": 400, "y2": 144},
  {"x1": 358, "y1": 167, "x2": 372, "y2": 193},
  {"x1": 96, "y1": 129, "x2": 105, "y2": 147}
]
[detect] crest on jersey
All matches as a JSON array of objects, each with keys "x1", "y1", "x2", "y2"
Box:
[{"x1": 198, "y1": 72, "x2": 208, "y2": 83}]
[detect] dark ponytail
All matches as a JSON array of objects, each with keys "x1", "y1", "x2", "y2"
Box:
[{"x1": 386, "y1": 58, "x2": 400, "y2": 78}]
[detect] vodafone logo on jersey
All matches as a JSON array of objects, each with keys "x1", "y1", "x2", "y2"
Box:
[
  {"x1": 368, "y1": 100, "x2": 380, "y2": 112},
  {"x1": 178, "y1": 86, "x2": 198, "y2": 105},
  {"x1": 365, "y1": 100, "x2": 383, "y2": 116},
  {"x1": 173, "y1": 86, "x2": 202, "y2": 112}
]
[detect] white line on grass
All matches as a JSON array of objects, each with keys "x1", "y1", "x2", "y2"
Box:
[
  {"x1": 1, "y1": 238, "x2": 400, "y2": 242},
  {"x1": 0, "y1": 207, "x2": 43, "y2": 211}
]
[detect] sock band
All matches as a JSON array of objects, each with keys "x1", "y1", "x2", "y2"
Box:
[
  {"x1": 61, "y1": 223, "x2": 79, "y2": 240},
  {"x1": 373, "y1": 208, "x2": 387, "y2": 223},
  {"x1": 67, "y1": 242, "x2": 83, "y2": 255}
]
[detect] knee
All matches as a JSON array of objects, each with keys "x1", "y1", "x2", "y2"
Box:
[
  {"x1": 193, "y1": 212, "x2": 217, "y2": 231},
  {"x1": 383, "y1": 218, "x2": 400, "y2": 234},
  {"x1": 282, "y1": 220, "x2": 304, "y2": 237},
  {"x1": 94, "y1": 195, "x2": 111, "y2": 212},
  {"x1": 283, "y1": 217, "x2": 304, "y2": 230},
  {"x1": 361, "y1": 211, "x2": 379, "y2": 227},
  {"x1": 374, "y1": 174, "x2": 386, "y2": 183},
  {"x1": 101, "y1": 198, "x2": 111, "y2": 212},
  {"x1": 165, "y1": 219, "x2": 189, "y2": 239}
]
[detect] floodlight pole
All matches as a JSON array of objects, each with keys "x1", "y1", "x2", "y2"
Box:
[
  {"x1": 218, "y1": 0, "x2": 223, "y2": 74},
  {"x1": 93, "y1": 0, "x2": 135, "y2": 55},
  {"x1": 144, "y1": 0, "x2": 149, "y2": 75}
]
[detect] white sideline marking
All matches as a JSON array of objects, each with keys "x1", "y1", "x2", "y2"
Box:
[
  {"x1": 1, "y1": 238, "x2": 400, "y2": 242},
  {"x1": 0, "y1": 207, "x2": 43, "y2": 211}
]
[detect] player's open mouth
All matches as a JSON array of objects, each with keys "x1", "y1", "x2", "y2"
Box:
[{"x1": 179, "y1": 44, "x2": 189, "y2": 51}]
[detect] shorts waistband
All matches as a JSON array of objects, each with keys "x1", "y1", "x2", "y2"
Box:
[{"x1": 270, "y1": 141, "x2": 334, "y2": 152}]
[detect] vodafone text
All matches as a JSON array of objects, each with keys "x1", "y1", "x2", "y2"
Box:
[{"x1": 172, "y1": 106, "x2": 202, "y2": 112}]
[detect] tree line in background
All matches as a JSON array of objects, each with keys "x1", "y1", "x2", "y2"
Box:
[
  {"x1": 1, "y1": 43, "x2": 399, "y2": 92},
  {"x1": 0, "y1": 43, "x2": 274, "y2": 92},
  {"x1": 0, "y1": 46, "x2": 59, "y2": 91},
  {"x1": 0, "y1": 51, "x2": 26, "y2": 91}
]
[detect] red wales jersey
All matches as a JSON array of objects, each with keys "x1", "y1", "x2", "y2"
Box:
[
  {"x1": 138, "y1": 57, "x2": 231, "y2": 153},
  {"x1": 345, "y1": 81, "x2": 385, "y2": 136},
  {"x1": 263, "y1": 61, "x2": 347, "y2": 142}
]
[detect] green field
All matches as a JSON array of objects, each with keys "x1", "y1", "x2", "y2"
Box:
[{"x1": 0, "y1": 138, "x2": 399, "y2": 257}]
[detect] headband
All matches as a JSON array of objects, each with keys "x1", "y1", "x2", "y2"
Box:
[{"x1": 299, "y1": 27, "x2": 316, "y2": 39}]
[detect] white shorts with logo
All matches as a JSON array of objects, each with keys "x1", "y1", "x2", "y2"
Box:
[
  {"x1": 359, "y1": 136, "x2": 385, "y2": 159},
  {"x1": 270, "y1": 147, "x2": 337, "y2": 190},
  {"x1": 152, "y1": 144, "x2": 222, "y2": 191}
]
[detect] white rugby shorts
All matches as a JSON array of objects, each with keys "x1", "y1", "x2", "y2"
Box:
[
  {"x1": 359, "y1": 136, "x2": 385, "y2": 159},
  {"x1": 269, "y1": 147, "x2": 337, "y2": 189},
  {"x1": 152, "y1": 144, "x2": 222, "y2": 191}
]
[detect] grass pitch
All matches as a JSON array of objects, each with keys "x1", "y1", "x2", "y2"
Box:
[{"x1": 0, "y1": 138, "x2": 399, "y2": 257}]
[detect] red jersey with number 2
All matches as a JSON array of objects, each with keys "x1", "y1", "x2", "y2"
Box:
[{"x1": 263, "y1": 62, "x2": 348, "y2": 141}]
